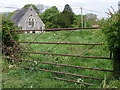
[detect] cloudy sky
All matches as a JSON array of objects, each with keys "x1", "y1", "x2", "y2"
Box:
[{"x1": 0, "y1": 0, "x2": 119, "y2": 18}]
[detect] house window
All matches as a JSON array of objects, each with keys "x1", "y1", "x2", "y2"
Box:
[
  {"x1": 40, "y1": 27, "x2": 42, "y2": 29},
  {"x1": 28, "y1": 18, "x2": 34, "y2": 27},
  {"x1": 28, "y1": 19, "x2": 31, "y2": 25},
  {"x1": 28, "y1": 15, "x2": 35, "y2": 27},
  {"x1": 32, "y1": 19, "x2": 34, "y2": 27}
]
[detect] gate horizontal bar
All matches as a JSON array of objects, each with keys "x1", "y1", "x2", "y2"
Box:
[
  {"x1": 53, "y1": 77, "x2": 94, "y2": 86},
  {"x1": 16, "y1": 51, "x2": 112, "y2": 60},
  {"x1": 10, "y1": 41, "x2": 104, "y2": 45},
  {"x1": 15, "y1": 59, "x2": 113, "y2": 72},
  {"x1": 16, "y1": 66, "x2": 102, "y2": 80},
  {"x1": 11, "y1": 27, "x2": 100, "y2": 32}
]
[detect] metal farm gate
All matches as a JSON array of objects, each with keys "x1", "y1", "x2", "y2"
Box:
[{"x1": 9, "y1": 27, "x2": 113, "y2": 86}]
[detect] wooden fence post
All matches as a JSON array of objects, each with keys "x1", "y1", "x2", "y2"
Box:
[{"x1": 113, "y1": 47, "x2": 120, "y2": 79}]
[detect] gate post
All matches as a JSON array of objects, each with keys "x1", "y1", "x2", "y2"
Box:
[{"x1": 113, "y1": 47, "x2": 120, "y2": 79}]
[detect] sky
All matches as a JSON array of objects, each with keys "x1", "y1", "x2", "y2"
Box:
[{"x1": 0, "y1": 0, "x2": 119, "y2": 18}]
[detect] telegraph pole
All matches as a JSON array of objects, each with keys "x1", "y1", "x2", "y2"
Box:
[{"x1": 80, "y1": 7, "x2": 84, "y2": 28}]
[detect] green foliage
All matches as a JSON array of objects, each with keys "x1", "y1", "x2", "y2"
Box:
[
  {"x1": 59, "y1": 4, "x2": 74, "y2": 27},
  {"x1": 40, "y1": 4, "x2": 75, "y2": 28},
  {"x1": 23, "y1": 4, "x2": 39, "y2": 14},
  {"x1": 72, "y1": 15, "x2": 93, "y2": 28},
  {"x1": 72, "y1": 13, "x2": 98, "y2": 28},
  {"x1": 40, "y1": 6, "x2": 59, "y2": 28},
  {"x1": 99, "y1": 14, "x2": 120, "y2": 50},
  {"x1": 23, "y1": 4, "x2": 38, "y2": 10},
  {"x1": 101, "y1": 76, "x2": 120, "y2": 88},
  {"x1": 85, "y1": 13, "x2": 98, "y2": 26},
  {"x1": 2, "y1": 15, "x2": 18, "y2": 55},
  {"x1": 72, "y1": 15, "x2": 81, "y2": 27},
  {"x1": 57, "y1": 12, "x2": 71, "y2": 28},
  {"x1": 40, "y1": 5, "x2": 98, "y2": 28},
  {"x1": 99, "y1": 14, "x2": 120, "y2": 79},
  {"x1": 63, "y1": 4, "x2": 74, "y2": 14}
]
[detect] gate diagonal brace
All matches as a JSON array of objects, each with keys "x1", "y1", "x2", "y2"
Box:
[{"x1": 16, "y1": 66, "x2": 102, "y2": 80}]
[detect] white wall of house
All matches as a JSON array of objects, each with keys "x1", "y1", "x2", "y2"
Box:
[{"x1": 18, "y1": 6, "x2": 45, "y2": 33}]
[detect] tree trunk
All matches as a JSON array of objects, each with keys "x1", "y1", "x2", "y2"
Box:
[{"x1": 113, "y1": 47, "x2": 120, "y2": 79}]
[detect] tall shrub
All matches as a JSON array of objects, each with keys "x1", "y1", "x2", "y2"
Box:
[
  {"x1": 100, "y1": 14, "x2": 120, "y2": 79},
  {"x1": 2, "y1": 16, "x2": 19, "y2": 56}
]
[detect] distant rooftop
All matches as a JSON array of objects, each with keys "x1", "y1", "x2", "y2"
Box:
[{"x1": 10, "y1": 7, "x2": 29, "y2": 25}]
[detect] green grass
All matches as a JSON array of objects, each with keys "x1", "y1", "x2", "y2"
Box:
[{"x1": 2, "y1": 29, "x2": 119, "y2": 88}]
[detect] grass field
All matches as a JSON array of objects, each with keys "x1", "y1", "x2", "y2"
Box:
[{"x1": 2, "y1": 29, "x2": 120, "y2": 88}]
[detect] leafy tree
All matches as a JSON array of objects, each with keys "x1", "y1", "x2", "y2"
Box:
[
  {"x1": 24, "y1": 4, "x2": 38, "y2": 10},
  {"x1": 40, "y1": 5, "x2": 75, "y2": 28},
  {"x1": 57, "y1": 12, "x2": 71, "y2": 28},
  {"x1": 2, "y1": 15, "x2": 19, "y2": 56},
  {"x1": 72, "y1": 15, "x2": 91, "y2": 27},
  {"x1": 63, "y1": 4, "x2": 74, "y2": 14},
  {"x1": 85, "y1": 13, "x2": 98, "y2": 26},
  {"x1": 40, "y1": 6, "x2": 59, "y2": 28},
  {"x1": 57, "y1": 4, "x2": 74, "y2": 28},
  {"x1": 23, "y1": 4, "x2": 39, "y2": 14},
  {"x1": 63, "y1": 4, "x2": 74, "y2": 25},
  {"x1": 72, "y1": 15, "x2": 81, "y2": 27},
  {"x1": 99, "y1": 14, "x2": 120, "y2": 79}
]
